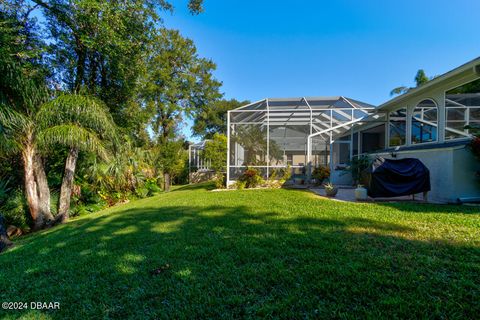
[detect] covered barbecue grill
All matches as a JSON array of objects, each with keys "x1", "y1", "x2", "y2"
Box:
[{"x1": 364, "y1": 157, "x2": 431, "y2": 198}]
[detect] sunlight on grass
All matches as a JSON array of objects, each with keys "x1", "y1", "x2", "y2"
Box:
[{"x1": 0, "y1": 185, "x2": 478, "y2": 319}]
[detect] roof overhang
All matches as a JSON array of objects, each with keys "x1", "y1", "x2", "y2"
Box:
[{"x1": 377, "y1": 56, "x2": 480, "y2": 111}]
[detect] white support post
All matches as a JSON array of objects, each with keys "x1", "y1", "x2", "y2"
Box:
[
  {"x1": 226, "y1": 110, "x2": 231, "y2": 186},
  {"x1": 304, "y1": 97, "x2": 313, "y2": 182},
  {"x1": 266, "y1": 99, "x2": 270, "y2": 180},
  {"x1": 188, "y1": 144, "x2": 192, "y2": 183}
]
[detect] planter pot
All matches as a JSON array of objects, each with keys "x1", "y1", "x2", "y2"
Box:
[
  {"x1": 325, "y1": 187, "x2": 338, "y2": 197},
  {"x1": 355, "y1": 186, "x2": 368, "y2": 201}
]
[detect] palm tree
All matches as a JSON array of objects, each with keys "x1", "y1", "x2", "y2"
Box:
[
  {"x1": 0, "y1": 63, "x2": 54, "y2": 230},
  {"x1": 0, "y1": 62, "x2": 117, "y2": 228},
  {"x1": 390, "y1": 69, "x2": 430, "y2": 96},
  {"x1": 36, "y1": 94, "x2": 117, "y2": 223}
]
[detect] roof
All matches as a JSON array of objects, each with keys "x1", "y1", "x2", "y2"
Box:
[
  {"x1": 377, "y1": 56, "x2": 480, "y2": 110},
  {"x1": 233, "y1": 96, "x2": 376, "y2": 112}
]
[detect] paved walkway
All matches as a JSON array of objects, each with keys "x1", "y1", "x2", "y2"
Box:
[{"x1": 310, "y1": 187, "x2": 428, "y2": 203}]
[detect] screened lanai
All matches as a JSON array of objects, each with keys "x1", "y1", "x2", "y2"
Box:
[{"x1": 226, "y1": 96, "x2": 384, "y2": 184}]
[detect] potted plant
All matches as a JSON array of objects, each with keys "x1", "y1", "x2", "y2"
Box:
[
  {"x1": 354, "y1": 184, "x2": 368, "y2": 201},
  {"x1": 324, "y1": 182, "x2": 338, "y2": 197},
  {"x1": 312, "y1": 166, "x2": 330, "y2": 185}
]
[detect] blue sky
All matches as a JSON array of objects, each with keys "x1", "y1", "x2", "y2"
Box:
[{"x1": 164, "y1": 0, "x2": 480, "y2": 108}]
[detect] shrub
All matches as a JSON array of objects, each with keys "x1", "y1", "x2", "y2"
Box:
[
  {"x1": 349, "y1": 155, "x2": 371, "y2": 184},
  {"x1": 238, "y1": 167, "x2": 264, "y2": 188},
  {"x1": 145, "y1": 178, "x2": 162, "y2": 196},
  {"x1": 135, "y1": 187, "x2": 149, "y2": 198},
  {"x1": 312, "y1": 166, "x2": 330, "y2": 185},
  {"x1": 234, "y1": 180, "x2": 246, "y2": 190},
  {"x1": 214, "y1": 173, "x2": 226, "y2": 189},
  {"x1": 0, "y1": 190, "x2": 30, "y2": 231}
]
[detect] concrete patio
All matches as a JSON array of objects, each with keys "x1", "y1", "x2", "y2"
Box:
[{"x1": 310, "y1": 186, "x2": 429, "y2": 203}]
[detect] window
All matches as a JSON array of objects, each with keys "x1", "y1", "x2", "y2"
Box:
[
  {"x1": 389, "y1": 108, "x2": 406, "y2": 147},
  {"x1": 411, "y1": 99, "x2": 438, "y2": 144},
  {"x1": 445, "y1": 78, "x2": 480, "y2": 140},
  {"x1": 361, "y1": 124, "x2": 386, "y2": 152}
]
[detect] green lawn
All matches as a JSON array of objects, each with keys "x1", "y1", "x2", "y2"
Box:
[{"x1": 1, "y1": 184, "x2": 479, "y2": 319}]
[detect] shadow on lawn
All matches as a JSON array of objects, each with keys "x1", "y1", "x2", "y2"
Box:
[
  {"x1": 0, "y1": 193, "x2": 479, "y2": 319},
  {"x1": 375, "y1": 201, "x2": 480, "y2": 215}
]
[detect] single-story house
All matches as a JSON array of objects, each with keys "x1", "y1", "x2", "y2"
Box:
[{"x1": 226, "y1": 57, "x2": 480, "y2": 203}]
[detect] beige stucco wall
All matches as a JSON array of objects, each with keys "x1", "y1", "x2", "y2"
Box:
[{"x1": 371, "y1": 146, "x2": 479, "y2": 203}]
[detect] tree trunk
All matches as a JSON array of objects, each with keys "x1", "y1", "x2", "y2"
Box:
[
  {"x1": 22, "y1": 144, "x2": 44, "y2": 230},
  {"x1": 57, "y1": 147, "x2": 79, "y2": 223},
  {"x1": 33, "y1": 153, "x2": 54, "y2": 223},
  {"x1": 164, "y1": 172, "x2": 171, "y2": 192},
  {"x1": 74, "y1": 43, "x2": 86, "y2": 92}
]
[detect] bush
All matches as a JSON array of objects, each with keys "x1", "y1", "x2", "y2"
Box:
[
  {"x1": 234, "y1": 180, "x2": 246, "y2": 190},
  {"x1": 349, "y1": 155, "x2": 371, "y2": 184},
  {"x1": 0, "y1": 190, "x2": 30, "y2": 231},
  {"x1": 312, "y1": 166, "x2": 330, "y2": 185},
  {"x1": 145, "y1": 178, "x2": 162, "y2": 196},
  {"x1": 135, "y1": 187, "x2": 149, "y2": 198},
  {"x1": 213, "y1": 173, "x2": 226, "y2": 189},
  {"x1": 238, "y1": 167, "x2": 264, "y2": 188}
]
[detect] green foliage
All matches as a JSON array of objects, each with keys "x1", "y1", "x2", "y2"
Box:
[
  {"x1": 234, "y1": 180, "x2": 246, "y2": 190},
  {"x1": 349, "y1": 155, "x2": 371, "y2": 184},
  {"x1": 390, "y1": 69, "x2": 433, "y2": 96},
  {"x1": 156, "y1": 140, "x2": 188, "y2": 179},
  {"x1": 312, "y1": 166, "x2": 330, "y2": 185},
  {"x1": 0, "y1": 189, "x2": 29, "y2": 230},
  {"x1": 203, "y1": 133, "x2": 227, "y2": 173},
  {"x1": 0, "y1": 176, "x2": 12, "y2": 205},
  {"x1": 192, "y1": 99, "x2": 249, "y2": 138},
  {"x1": 238, "y1": 167, "x2": 264, "y2": 188},
  {"x1": 213, "y1": 173, "x2": 226, "y2": 189},
  {"x1": 141, "y1": 28, "x2": 221, "y2": 144}
]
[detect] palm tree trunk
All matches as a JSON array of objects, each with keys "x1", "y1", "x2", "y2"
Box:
[
  {"x1": 57, "y1": 147, "x2": 79, "y2": 223},
  {"x1": 33, "y1": 153, "x2": 54, "y2": 223},
  {"x1": 22, "y1": 144, "x2": 44, "y2": 230}
]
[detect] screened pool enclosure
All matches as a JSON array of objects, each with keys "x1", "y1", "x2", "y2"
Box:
[{"x1": 226, "y1": 97, "x2": 384, "y2": 185}]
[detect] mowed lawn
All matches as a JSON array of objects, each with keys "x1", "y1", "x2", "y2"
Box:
[{"x1": 0, "y1": 184, "x2": 479, "y2": 319}]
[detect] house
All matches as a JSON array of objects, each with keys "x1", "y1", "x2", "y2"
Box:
[{"x1": 226, "y1": 57, "x2": 480, "y2": 203}]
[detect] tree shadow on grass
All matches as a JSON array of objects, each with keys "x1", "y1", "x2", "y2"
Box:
[
  {"x1": 172, "y1": 182, "x2": 216, "y2": 192},
  {"x1": 374, "y1": 201, "x2": 480, "y2": 215},
  {"x1": 0, "y1": 199, "x2": 479, "y2": 319}
]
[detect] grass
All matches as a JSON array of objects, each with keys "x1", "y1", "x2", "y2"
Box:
[{"x1": 0, "y1": 183, "x2": 479, "y2": 319}]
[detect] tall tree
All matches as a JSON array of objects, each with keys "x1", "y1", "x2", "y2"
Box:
[
  {"x1": 36, "y1": 94, "x2": 116, "y2": 222},
  {"x1": 0, "y1": 63, "x2": 54, "y2": 230},
  {"x1": 140, "y1": 28, "x2": 221, "y2": 189},
  {"x1": 192, "y1": 99, "x2": 249, "y2": 138},
  {"x1": 390, "y1": 69, "x2": 431, "y2": 96},
  {"x1": 23, "y1": 0, "x2": 204, "y2": 138}
]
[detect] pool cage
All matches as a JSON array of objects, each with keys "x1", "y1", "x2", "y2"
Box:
[
  {"x1": 226, "y1": 97, "x2": 384, "y2": 185},
  {"x1": 189, "y1": 141, "x2": 211, "y2": 173}
]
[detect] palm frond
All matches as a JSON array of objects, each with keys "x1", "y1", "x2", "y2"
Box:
[
  {"x1": 0, "y1": 103, "x2": 30, "y2": 155},
  {"x1": 390, "y1": 86, "x2": 410, "y2": 96},
  {"x1": 36, "y1": 93, "x2": 117, "y2": 140},
  {"x1": 37, "y1": 124, "x2": 108, "y2": 159}
]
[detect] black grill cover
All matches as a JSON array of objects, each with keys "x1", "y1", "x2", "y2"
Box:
[{"x1": 365, "y1": 157, "x2": 431, "y2": 198}]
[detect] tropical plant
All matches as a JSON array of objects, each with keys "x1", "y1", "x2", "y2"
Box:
[
  {"x1": 312, "y1": 166, "x2": 330, "y2": 185},
  {"x1": 0, "y1": 62, "x2": 54, "y2": 230},
  {"x1": 349, "y1": 155, "x2": 371, "y2": 185},
  {"x1": 238, "y1": 167, "x2": 264, "y2": 188},
  {"x1": 36, "y1": 93, "x2": 117, "y2": 223},
  {"x1": 390, "y1": 69, "x2": 431, "y2": 96}
]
